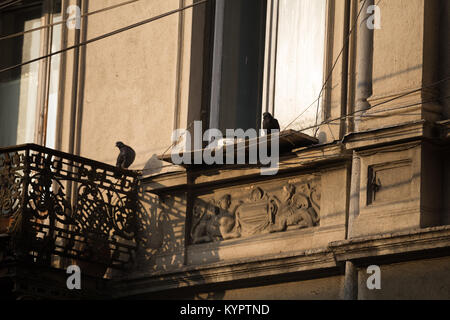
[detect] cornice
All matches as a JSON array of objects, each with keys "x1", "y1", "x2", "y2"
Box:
[
  {"x1": 112, "y1": 248, "x2": 337, "y2": 298},
  {"x1": 343, "y1": 120, "x2": 442, "y2": 150},
  {"x1": 112, "y1": 225, "x2": 450, "y2": 298},
  {"x1": 143, "y1": 142, "x2": 349, "y2": 194},
  {"x1": 329, "y1": 225, "x2": 450, "y2": 263}
]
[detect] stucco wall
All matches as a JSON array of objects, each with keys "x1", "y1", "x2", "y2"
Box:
[
  {"x1": 201, "y1": 275, "x2": 344, "y2": 300},
  {"x1": 80, "y1": 0, "x2": 178, "y2": 168},
  {"x1": 57, "y1": 0, "x2": 203, "y2": 173},
  {"x1": 358, "y1": 257, "x2": 450, "y2": 299}
]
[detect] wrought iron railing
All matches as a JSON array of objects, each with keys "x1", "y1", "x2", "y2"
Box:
[{"x1": 0, "y1": 144, "x2": 141, "y2": 278}]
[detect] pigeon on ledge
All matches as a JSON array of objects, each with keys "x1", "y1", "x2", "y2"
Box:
[
  {"x1": 115, "y1": 141, "x2": 136, "y2": 169},
  {"x1": 262, "y1": 112, "x2": 280, "y2": 135}
]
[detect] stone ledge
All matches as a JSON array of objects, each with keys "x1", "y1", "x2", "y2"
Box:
[
  {"x1": 143, "y1": 142, "x2": 349, "y2": 194},
  {"x1": 112, "y1": 248, "x2": 337, "y2": 298},
  {"x1": 437, "y1": 120, "x2": 450, "y2": 140},
  {"x1": 113, "y1": 225, "x2": 450, "y2": 298},
  {"x1": 185, "y1": 224, "x2": 345, "y2": 266},
  {"x1": 329, "y1": 225, "x2": 450, "y2": 262},
  {"x1": 1, "y1": 264, "x2": 110, "y2": 300},
  {"x1": 343, "y1": 120, "x2": 437, "y2": 150}
]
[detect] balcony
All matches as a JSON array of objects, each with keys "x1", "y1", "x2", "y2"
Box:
[{"x1": 0, "y1": 144, "x2": 144, "y2": 290}]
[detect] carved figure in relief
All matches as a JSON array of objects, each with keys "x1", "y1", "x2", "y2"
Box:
[
  {"x1": 216, "y1": 195, "x2": 241, "y2": 240},
  {"x1": 269, "y1": 183, "x2": 320, "y2": 233},
  {"x1": 191, "y1": 203, "x2": 218, "y2": 244},
  {"x1": 234, "y1": 187, "x2": 272, "y2": 236},
  {"x1": 191, "y1": 182, "x2": 321, "y2": 244},
  {"x1": 191, "y1": 194, "x2": 240, "y2": 244}
]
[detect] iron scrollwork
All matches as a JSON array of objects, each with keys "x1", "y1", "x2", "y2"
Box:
[
  {"x1": 0, "y1": 152, "x2": 24, "y2": 222},
  {"x1": 0, "y1": 144, "x2": 141, "y2": 277}
]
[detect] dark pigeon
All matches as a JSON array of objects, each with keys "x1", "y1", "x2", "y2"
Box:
[
  {"x1": 263, "y1": 112, "x2": 280, "y2": 135},
  {"x1": 115, "y1": 141, "x2": 136, "y2": 169}
]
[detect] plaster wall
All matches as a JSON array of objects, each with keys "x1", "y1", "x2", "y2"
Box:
[
  {"x1": 358, "y1": 256, "x2": 450, "y2": 299},
  {"x1": 198, "y1": 275, "x2": 344, "y2": 300},
  {"x1": 57, "y1": 0, "x2": 203, "y2": 173}
]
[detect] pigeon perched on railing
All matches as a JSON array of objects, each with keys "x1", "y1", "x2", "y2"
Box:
[
  {"x1": 263, "y1": 112, "x2": 280, "y2": 135},
  {"x1": 115, "y1": 141, "x2": 136, "y2": 169}
]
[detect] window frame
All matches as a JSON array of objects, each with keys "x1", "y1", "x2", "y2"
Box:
[
  {"x1": 0, "y1": 0, "x2": 62, "y2": 148},
  {"x1": 203, "y1": 0, "x2": 333, "y2": 134}
]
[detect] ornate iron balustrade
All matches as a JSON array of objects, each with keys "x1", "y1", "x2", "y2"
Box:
[{"x1": 0, "y1": 144, "x2": 141, "y2": 277}]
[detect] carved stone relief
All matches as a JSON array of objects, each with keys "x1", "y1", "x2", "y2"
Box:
[{"x1": 190, "y1": 178, "x2": 321, "y2": 244}]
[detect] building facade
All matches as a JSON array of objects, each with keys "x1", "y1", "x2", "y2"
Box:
[{"x1": 0, "y1": 0, "x2": 450, "y2": 299}]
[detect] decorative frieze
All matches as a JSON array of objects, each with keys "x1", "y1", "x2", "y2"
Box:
[{"x1": 190, "y1": 177, "x2": 321, "y2": 244}]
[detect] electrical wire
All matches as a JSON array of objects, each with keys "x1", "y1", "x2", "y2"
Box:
[
  {"x1": 0, "y1": 0, "x2": 21, "y2": 11},
  {"x1": 284, "y1": 0, "x2": 385, "y2": 133},
  {"x1": 312, "y1": 0, "x2": 384, "y2": 134},
  {"x1": 279, "y1": 76, "x2": 450, "y2": 136},
  {"x1": 158, "y1": 0, "x2": 369, "y2": 162},
  {"x1": 282, "y1": 0, "x2": 370, "y2": 131},
  {"x1": 160, "y1": 121, "x2": 194, "y2": 159},
  {"x1": 0, "y1": 0, "x2": 209, "y2": 74},
  {"x1": 275, "y1": 142, "x2": 424, "y2": 172},
  {"x1": 299, "y1": 77, "x2": 450, "y2": 136},
  {"x1": 152, "y1": 93, "x2": 450, "y2": 173},
  {"x1": 0, "y1": 0, "x2": 142, "y2": 41},
  {"x1": 156, "y1": 136, "x2": 424, "y2": 174},
  {"x1": 320, "y1": 76, "x2": 438, "y2": 133},
  {"x1": 3, "y1": 0, "x2": 447, "y2": 173},
  {"x1": 297, "y1": 93, "x2": 450, "y2": 135}
]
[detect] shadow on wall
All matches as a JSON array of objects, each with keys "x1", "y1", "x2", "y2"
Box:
[
  {"x1": 142, "y1": 154, "x2": 164, "y2": 176},
  {"x1": 132, "y1": 186, "x2": 220, "y2": 274},
  {"x1": 439, "y1": 0, "x2": 450, "y2": 118},
  {"x1": 142, "y1": 153, "x2": 185, "y2": 176},
  {"x1": 133, "y1": 189, "x2": 164, "y2": 263}
]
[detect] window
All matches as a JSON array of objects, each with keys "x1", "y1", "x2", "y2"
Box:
[
  {"x1": 0, "y1": 0, "x2": 62, "y2": 148},
  {"x1": 209, "y1": 0, "x2": 267, "y2": 133},
  {"x1": 207, "y1": 0, "x2": 327, "y2": 135},
  {"x1": 272, "y1": 0, "x2": 327, "y2": 134}
]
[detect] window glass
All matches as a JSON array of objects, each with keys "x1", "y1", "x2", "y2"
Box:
[
  {"x1": 274, "y1": 0, "x2": 327, "y2": 135},
  {"x1": 45, "y1": 12, "x2": 62, "y2": 149},
  {"x1": 0, "y1": 1, "x2": 62, "y2": 148},
  {"x1": 0, "y1": 5, "x2": 43, "y2": 147},
  {"x1": 214, "y1": 0, "x2": 267, "y2": 132}
]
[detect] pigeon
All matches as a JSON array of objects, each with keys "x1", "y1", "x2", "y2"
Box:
[
  {"x1": 262, "y1": 112, "x2": 280, "y2": 135},
  {"x1": 115, "y1": 141, "x2": 136, "y2": 169}
]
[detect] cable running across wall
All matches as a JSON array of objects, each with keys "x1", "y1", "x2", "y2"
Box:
[
  {"x1": 0, "y1": 0, "x2": 142, "y2": 41},
  {"x1": 0, "y1": 0, "x2": 209, "y2": 74}
]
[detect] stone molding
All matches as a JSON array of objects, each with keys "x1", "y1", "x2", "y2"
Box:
[
  {"x1": 143, "y1": 143, "x2": 349, "y2": 194},
  {"x1": 343, "y1": 120, "x2": 438, "y2": 150},
  {"x1": 113, "y1": 248, "x2": 336, "y2": 298},
  {"x1": 330, "y1": 225, "x2": 450, "y2": 263},
  {"x1": 113, "y1": 226, "x2": 450, "y2": 298}
]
